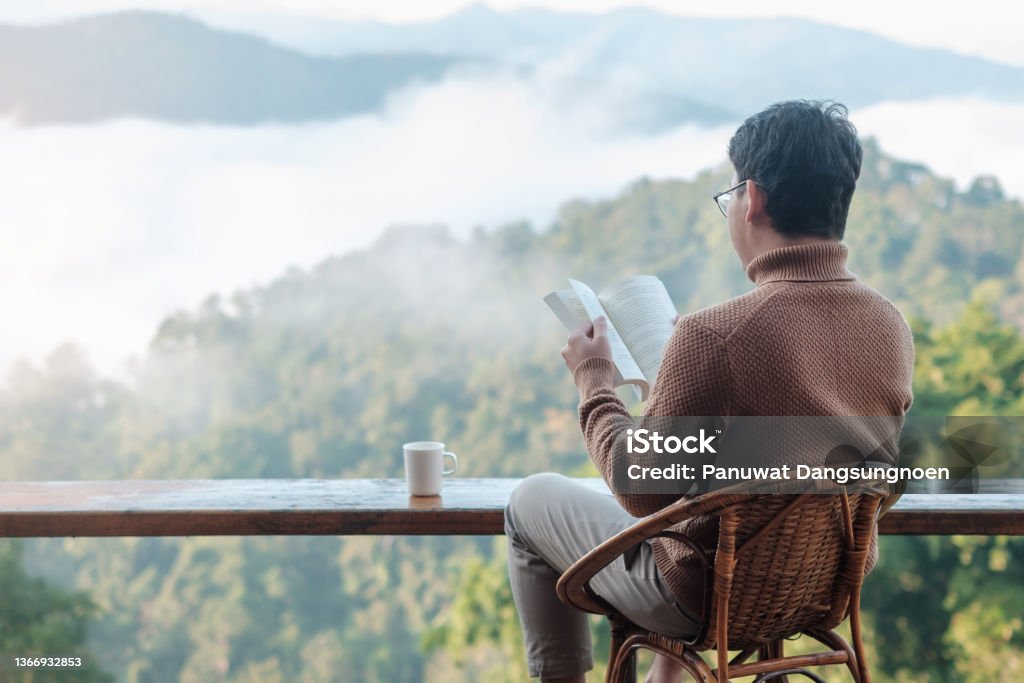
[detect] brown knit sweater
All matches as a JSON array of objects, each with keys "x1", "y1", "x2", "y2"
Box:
[{"x1": 572, "y1": 240, "x2": 915, "y2": 620}]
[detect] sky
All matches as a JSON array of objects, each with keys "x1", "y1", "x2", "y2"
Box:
[
  {"x1": 3, "y1": 0, "x2": 1024, "y2": 67},
  {"x1": 2, "y1": 0, "x2": 1024, "y2": 384}
]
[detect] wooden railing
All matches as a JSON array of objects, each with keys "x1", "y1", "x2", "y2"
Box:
[{"x1": 1, "y1": 478, "x2": 1022, "y2": 537}]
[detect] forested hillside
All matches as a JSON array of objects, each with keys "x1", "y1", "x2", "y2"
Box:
[{"x1": 1, "y1": 139, "x2": 1022, "y2": 681}]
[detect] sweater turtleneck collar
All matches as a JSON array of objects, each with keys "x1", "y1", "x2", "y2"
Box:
[{"x1": 744, "y1": 240, "x2": 855, "y2": 286}]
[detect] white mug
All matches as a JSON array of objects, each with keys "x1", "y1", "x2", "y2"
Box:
[{"x1": 403, "y1": 441, "x2": 458, "y2": 496}]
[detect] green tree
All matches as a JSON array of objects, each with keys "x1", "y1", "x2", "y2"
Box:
[{"x1": 0, "y1": 539, "x2": 114, "y2": 683}]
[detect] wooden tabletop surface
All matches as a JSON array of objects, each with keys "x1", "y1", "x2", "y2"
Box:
[{"x1": 0, "y1": 478, "x2": 1021, "y2": 537}]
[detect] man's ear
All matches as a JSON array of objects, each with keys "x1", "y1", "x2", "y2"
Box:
[{"x1": 744, "y1": 180, "x2": 768, "y2": 225}]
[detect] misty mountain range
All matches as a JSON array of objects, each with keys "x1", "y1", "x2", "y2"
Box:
[
  {"x1": 0, "y1": 12, "x2": 470, "y2": 125},
  {"x1": 2, "y1": 5, "x2": 1024, "y2": 129},
  {"x1": 205, "y1": 3, "x2": 1024, "y2": 110}
]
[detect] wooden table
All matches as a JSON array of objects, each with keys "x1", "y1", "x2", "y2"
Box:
[{"x1": 0, "y1": 478, "x2": 1021, "y2": 537}]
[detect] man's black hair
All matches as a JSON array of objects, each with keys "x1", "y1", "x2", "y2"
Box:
[{"x1": 727, "y1": 100, "x2": 862, "y2": 239}]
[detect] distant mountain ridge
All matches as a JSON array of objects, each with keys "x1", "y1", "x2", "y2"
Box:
[
  {"x1": 0, "y1": 11, "x2": 472, "y2": 125},
  {"x1": 2, "y1": 6, "x2": 1024, "y2": 127},
  {"x1": 202, "y1": 3, "x2": 1024, "y2": 110}
]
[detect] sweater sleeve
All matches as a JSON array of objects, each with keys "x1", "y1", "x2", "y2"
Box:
[{"x1": 573, "y1": 316, "x2": 731, "y2": 517}]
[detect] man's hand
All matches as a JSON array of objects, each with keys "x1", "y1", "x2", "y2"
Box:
[{"x1": 561, "y1": 315, "x2": 613, "y2": 373}]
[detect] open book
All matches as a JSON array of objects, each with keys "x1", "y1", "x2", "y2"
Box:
[{"x1": 544, "y1": 275, "x2": 677, "y2": 402}]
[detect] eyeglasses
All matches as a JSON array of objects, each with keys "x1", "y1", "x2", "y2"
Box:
[{"x1": 712, "y1": 179, "x2": 763, "y2": 217}]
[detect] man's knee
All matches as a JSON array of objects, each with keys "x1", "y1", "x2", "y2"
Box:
[
  {"x1": 505, "y1": 472, "x2": 570, "y2": 537},
  {"x1": 510, "y1": 472, "x2": 570, "y2": 508}
]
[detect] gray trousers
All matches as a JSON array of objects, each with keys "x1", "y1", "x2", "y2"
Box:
[{"x1": 505, "y1": 473, "x2": 702, "y2": 679}]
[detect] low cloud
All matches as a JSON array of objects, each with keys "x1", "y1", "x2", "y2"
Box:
[
  {"x1": 853, "y1": 97, "x2": 1024, "y2": 197},
  {"x1": 0, "y1": 71, "x2": 735, "y2": 381},
  {"x1": 0, "y1": 72, "x2": 1020, "y2": 382}
]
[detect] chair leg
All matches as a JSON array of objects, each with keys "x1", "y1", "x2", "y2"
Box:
[
  {"x1": 616, "y1": 648, "x2": 637, "y2": 683},
  {"x1": 607, "y1": 617, "x2": 636, "y2": 683},
  {"x1": 660, "y1": 649, "x2": 712, "y2": 683},
  {"x1": 757, "y1": 640, "x2": 786, "y2": 683},
  {"x1": 680, "y1": 650, "x2": 716, "y2": 683},
  {"x1": 849, "y1": 594, "x2": 871, "y2": 683},
  {"x1": 804, "y1": 630, "x2": 861, "y2": 683},
  {"x1": 613, "y1": 634, "x2": 714, "y2": 683}
]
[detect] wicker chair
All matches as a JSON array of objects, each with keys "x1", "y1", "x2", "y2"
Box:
[{"x1": 556, "y1": 479, "x2": 893, "y2": 683}]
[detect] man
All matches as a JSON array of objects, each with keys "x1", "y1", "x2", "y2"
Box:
[{"x1": 504, "y1": 100, "x2": 915, "y2": 683}]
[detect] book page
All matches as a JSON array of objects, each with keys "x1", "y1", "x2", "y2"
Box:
[
  {"x1": 567, "y1": 279, "x2": 646, "y2": 386},
  {"x1": 542, "y1": 288, "x2": 591, "y2": 331},
  {"x1": 598, "y1": 276, "x2": 677, "y2": 384}
]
